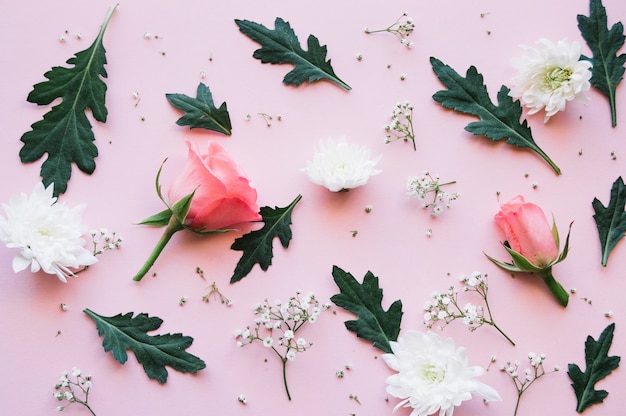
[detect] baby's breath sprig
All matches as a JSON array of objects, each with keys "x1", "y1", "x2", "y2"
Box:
[
  {"x1": 235, "y1": 291, "x2": 331, "y2": 400},
  {"x1": 423, "y1": 271, "x2": 515, "y2": 345},
  {"x1": 53, "y1": 367, "x2": 96, "y2": 415},
  {"x1": 202, "y1": 281, "x2": 232, "y2": 306},
  {"x1": 407, "y1": 171, "x2": 460, "y2": 216},
  {"x1": 365, "y1": 12, "x2": 415, "y2": 48},
  {"x1": 89, "y1": 228, "x2": 123, "y2": 256},
  {"x1": 499, "y1": 353, "x2": 559, "y2": 416},
  {"x1": 384, "y1": 101, "x2": 416, "y2": 150}
]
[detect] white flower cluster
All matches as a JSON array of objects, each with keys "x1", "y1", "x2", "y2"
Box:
[
  {"x1": 365, "y1": 12, "x2": 415, "y2": 49},
  {"x1": 89, "y1": 228, "x2": 123, "y2": 256},
  {"x1": 424, "y1": 272, "x2": 515, "y2": 345},
  {"x1": 384, "y1": 101, "x2": 416, "y2": 150},
  {"x1": 383, "y1": 331, "x2": 501, "y2": 416},
  {"x1": 235, "y1": 291, "x2": 331, "y2": 361},
  {"x1": 407, "y1": 172, "x2": 460, "y2": 216},
  {"x1": 509, "y1": 38, "x2": 592, "y2": 122},
  {"x1": 54, "y1": 367, "x2": 95, "y2": 414},
  {"x1": 424, "y1": 272, "x2": 486, "y2": 331},
  {"x1": 302, "y1": 138, "x2": 382, "y2": 192},
  {"x1": 235, "y1": 291, "x2": 331, "y2": 400},
  {"x1": 499, "y1": 353, "x2": 560, "y2": 415},
  {"x1": 0, "y1": 183, "x2": 97, "y2": 282}
]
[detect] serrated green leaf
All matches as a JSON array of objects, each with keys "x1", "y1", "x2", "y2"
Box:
[
  {"x1": 592, "y1": 176, "x2": 626, "y2": 266},
  {"x1": 430, "y1": 57, "x2": 561, "y2": 175},
  {"x1": 578, "y1": 0, "x2": 626, "y2": 127},
  {"x1": 568, "y1": 323, "x2": 620, "y2": 413},
  {"x1": 330, "y1": 266, "x2": 402, "y2": 353},
  {"x1": 229, "y1": 194, "x2": 302, "y2": 283},
  {"x1": 84, "y1": 308, "x2": 206, "y2": 383},
  {"x1": 165, "y1": 83, "x2": 232, "y2": 135},
  {"x1": 19, "y1": 5, "x2": 117, "y2": 197},
  {"x1": 235, "y1": 17, "x2": 351, "y2": 90}
]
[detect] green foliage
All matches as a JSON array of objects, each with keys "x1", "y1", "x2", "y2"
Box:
[
  {"x1": 330, "y1": 266, "x2": 403, "y2": 353},
  {"x1": 568, "y1": 323, "x2": 620, "y2": 413},
  {"x1": 235, "y1": 17, "x2": 351, "y2": 90},
  {"x1": 19, "y1": 6, "x2": 117, "y2": 197},
  {"x1": 165, "y1": 83, "x2": 232, "y2": 135},
  {"x1": 578, "y1": 0, "x2": 626, "y2": 127},
  {"x1": 592, "y1": 177, "x2": 626, "y2": 266},
  {"x1": 83, "y1": 308, "x2": 206, "y2": 383},
  {"x1": 430, "y1": 57, "x2": 561, "y2": 175},
  {"x1": 230, "y1": 194, "x2": 302, "y2": 283}
]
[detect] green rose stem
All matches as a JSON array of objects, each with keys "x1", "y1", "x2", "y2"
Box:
[
  {"x1": 133, "y1": 216, "x2": 184, "y2": 282},
  {"x1": 537, "y1": 268, "x2": 568, "y2": 307}
]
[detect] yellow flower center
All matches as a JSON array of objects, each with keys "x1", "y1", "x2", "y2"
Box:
[
  {"x1": 543, "y1": 67, "x2": 573, "y2": 90},
  {"x1": 422, "y1": 363, "x2": 446, "y2": 384}
]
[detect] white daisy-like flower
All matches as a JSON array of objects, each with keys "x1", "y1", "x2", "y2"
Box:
[
  {"x1": 509, "y1": 38, "x2": 592, "y2": 122},
  {"x1": 0, "y1": 183, "x2": 97, "y2": 283},
  {"x1": 382, "y1": 330, "x2": 501, "y2": 416},
  {"x1": 302, "y1": 138, "x2": 382, "y2": 192}
]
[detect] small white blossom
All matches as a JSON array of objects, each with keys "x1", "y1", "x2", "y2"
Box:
[
  {"x1": 509, "y1": 38, "x2": 592, "y2": 122},
  {"x1": 262, "y1": 337, "x2": 274, "y2": 348},
  {"x1": 0, "y1": 183, "x2": 97, "y2": 282},
  {"x1": 302, "y1": 138, "x2": 382, "y2": 192},
  {"x1": 383, "y1": 331, "x2": 501, "y2": 416}
]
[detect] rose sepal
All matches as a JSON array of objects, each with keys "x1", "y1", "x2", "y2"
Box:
[{"x1": 140, "y1": 159, "x2": 235, "y2": 235}]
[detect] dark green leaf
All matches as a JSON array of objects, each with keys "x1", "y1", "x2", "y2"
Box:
[
  {"x1": 165, "y1": 83, "x2": 232, "y2": 135},
  {"x1": 84, "y1": 308, "x2": 206, "y2": 383},
  {"x1": 592, "y1": 177, "x2": 626, "y2": 266},
  {"x1": 568, "y1": 323, "x2": 620, "y2": 413},
  {"x1": 19, "y1": 6, "x2": 117, "y2": 196},
  {"x1": 330, "y1": 266, "x2": 402, "y2": 353},
  {"x1": 235, "y1": 17, "x2": 351, "y2": 90},
  {"x1": 430, "y1": 57, "x2": 561, "y2": 175},
  {"x1": 578, "y1": 0, "x2": 626, "y2": 127},
  {"x1": 230, "y1": 194, "x2": 302, "y2": 283}
]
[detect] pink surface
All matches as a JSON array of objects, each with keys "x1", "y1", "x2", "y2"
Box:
[{"x1": 1, "y1": 0, "x2": 625, "y2": 415}]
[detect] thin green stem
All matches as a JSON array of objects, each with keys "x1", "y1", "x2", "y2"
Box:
[
  {"x1": 133, "y1": 215, "x2": 184, "y2": 281},
  {"x1": 484, "y1": 293, "x2": 515, "y2": 346},
  {"x1": 513, "y1": 391, "x2": 523, "y2": 416},
  {"x1": 282, "y1": 358, "x2": 292, "y2": 401},
  {"x1": 492, "y1": 322, "x2": 515, "y2": 346}
]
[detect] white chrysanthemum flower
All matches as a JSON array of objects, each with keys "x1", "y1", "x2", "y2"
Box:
[
  {"x1": 0, "y1": 183, "x2": 97, "y2": 283},
  {"x1": 382, "y1": 331, "x2": 501, "y2": 416},
  {"x1": 302, "y1": 138, "x2": 382, "y2": 192},
  {"x1": 509, "y1": 38, "x2": 592, "y2": 122}
]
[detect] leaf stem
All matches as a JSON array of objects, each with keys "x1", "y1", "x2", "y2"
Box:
[
  {"x1": 133, "y1": 216, "x2": 184, "y2": 281},
  {"x1": 609, "y1": 91, "x2": 617, "y2": 127}
]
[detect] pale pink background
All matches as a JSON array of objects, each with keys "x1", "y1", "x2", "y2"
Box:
[{"x1": 0, "y1": 0, "x2": 625, "y2": 415}]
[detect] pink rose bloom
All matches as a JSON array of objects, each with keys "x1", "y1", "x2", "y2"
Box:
[
  {"x1": 494, "y1": 195, "x2": 558, "y2": 268},
  {"x1": 168, "y1": 141, "x2": 261, "y2": 230}
]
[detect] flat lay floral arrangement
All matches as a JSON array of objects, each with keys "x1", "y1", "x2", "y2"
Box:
[{"x1": 0, "y1": 0, "x2": 625, "y2": 415}]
